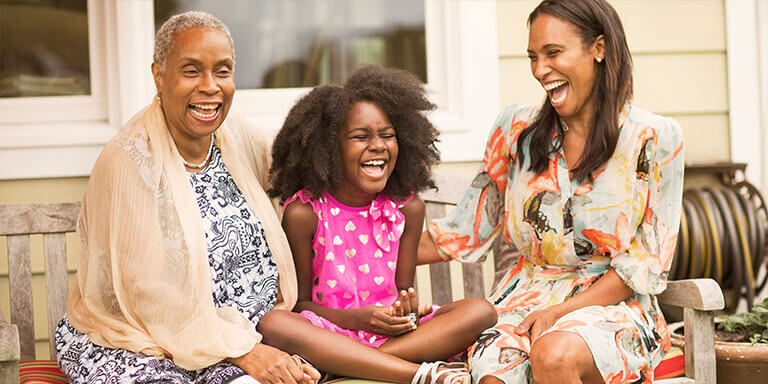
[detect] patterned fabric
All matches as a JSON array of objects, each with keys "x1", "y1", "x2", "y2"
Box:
[
  {"x1": 19, "y1": 360, "x2": 68, "y2": 384},
  {"x1": 55, "y1": 145, "x2": 274, "y2": 383},
  {"x1": 285, "y1": 190, "x2": 416, "y2": 347},
  {"x1": 429, "y1": 103, "x2": 684, "y2": 383},
  {"x1": 190, "y1": 145, "x2": 279, "y2": 322}
]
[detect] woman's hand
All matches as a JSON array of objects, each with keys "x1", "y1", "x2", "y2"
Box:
[
  {"x1": 227, "y1": 343, "x2": 320, "y2": 384},
  {"x1": 514, "y1": 305, "x2": 566, "y2": 342}
]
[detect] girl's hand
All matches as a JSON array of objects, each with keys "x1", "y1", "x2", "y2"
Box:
[
  {"x1": 514, "y1": 305, "x2": 566, "y2": 342},
  {"x1": 352, "y1": 305, "x2": 416, "y2": 336},
  {"x1": 391, "y1": 287, "x2": 434, "y2": 320},
  {"x1": 227, "y1": 343, "x2": 320, "y2": 384}
]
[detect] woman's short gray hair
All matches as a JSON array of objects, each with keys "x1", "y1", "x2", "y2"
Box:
[{"x1": 153, "y1": 11, "x2": 235, "y2": 71}]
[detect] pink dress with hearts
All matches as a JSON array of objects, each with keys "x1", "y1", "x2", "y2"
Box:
[{"x1": 284, "y1": 189, "x2": 435, "y2": 347}]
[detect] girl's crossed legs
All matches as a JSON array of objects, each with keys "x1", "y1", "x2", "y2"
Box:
[{"x1": 258, "y1": 298, "x2": 496, "y2": 384}]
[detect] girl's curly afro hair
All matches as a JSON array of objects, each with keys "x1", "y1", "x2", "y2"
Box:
[{"x1": 269, "y1": 65, "x2": 440, "y2": 202}]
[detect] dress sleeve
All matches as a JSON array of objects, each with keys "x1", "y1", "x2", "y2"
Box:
[
  {"x1": 610, "y1": 117, "x2": 684, "y2": 295},
  {"x1": 428, "y1": 104, "x2": 528, "y2": 263}
]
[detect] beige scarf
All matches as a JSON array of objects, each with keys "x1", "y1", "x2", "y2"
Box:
[{"x1": 66, "y1": 99, "x2": 297, "y2": 370}]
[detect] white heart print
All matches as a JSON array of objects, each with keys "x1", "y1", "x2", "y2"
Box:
[
  {"x1": 345, "y1": 221, "x2": 356, "y2": 231},
  {"x1": 359, "y1": 234, "x2": 369, "y2": 244},
  {"x1": 373, "y1": 276, "x2": 385, "y2": 285}
]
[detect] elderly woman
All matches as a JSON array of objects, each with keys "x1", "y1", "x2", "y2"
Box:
[
  {"x1": 54, "y1": 12, "x2": 319, "y2": 384},
  {"x1": 420, "y1": 0, "x2": 685, "y2": 383}
]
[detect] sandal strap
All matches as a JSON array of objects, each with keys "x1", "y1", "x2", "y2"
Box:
[{"x1": 411, "y1": 362, "x2": 469, "y2": 384}]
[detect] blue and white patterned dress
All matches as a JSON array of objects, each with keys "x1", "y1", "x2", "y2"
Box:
[{"x1": 56, "y1": 144, "x2": 278, "y2": 383}]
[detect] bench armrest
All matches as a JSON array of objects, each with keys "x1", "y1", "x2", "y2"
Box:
[
  {"x1": 657, "y1": 278, "x2": 725, "y2": 311},
  {"x1": 0, "y1": 310, "x2": 20, "y2": 383},
  {"x1": 657, "y1": 278, "x2": 723, "y2": 384}
]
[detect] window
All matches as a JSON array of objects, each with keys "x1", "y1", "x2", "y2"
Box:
[
  {"x1": 0, "y1": 0, "x2": 114, "y2": 179},
  {"x1": 155, "y1": 0, "x2": 427, "y2": 88},
  {"x1": 1, "y1": 0, "x2": 90, "y2": 98},
  {"x1": 0, "y1": 0, "x2": 499, "y2": 179}
]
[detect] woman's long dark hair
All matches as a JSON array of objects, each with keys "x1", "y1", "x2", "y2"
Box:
[{"x1": 517, "y1": 0, "x2": 633, "y2": 181}]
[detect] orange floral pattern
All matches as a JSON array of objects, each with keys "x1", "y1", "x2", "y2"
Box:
[{"x1": 430, "y1": 103, "x2": 684, "y2": 383}]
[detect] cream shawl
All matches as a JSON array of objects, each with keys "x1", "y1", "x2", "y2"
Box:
[{"x1": 66, "y1": 99, "x2": 297, "y2": 370}]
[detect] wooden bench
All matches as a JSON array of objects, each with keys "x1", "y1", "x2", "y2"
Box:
[
  {"x1": 0, "y1": 202, "x2": 80, "y2": 383},
  {"x1": 0, "y1": 174, "x2": 725, "y2": 383}
]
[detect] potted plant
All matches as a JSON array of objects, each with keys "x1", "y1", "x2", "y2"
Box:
[{"x1": 669, "y1": 297, "x2": 768, "y2": 383}]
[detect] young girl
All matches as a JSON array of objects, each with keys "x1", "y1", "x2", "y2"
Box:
[{"x1": 257, "y1": 66, "x2": 497, "y2": 384}]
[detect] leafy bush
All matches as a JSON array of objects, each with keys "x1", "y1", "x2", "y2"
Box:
[{"x1": 718, "y1": 297, "x2": 768, "y2": 344}]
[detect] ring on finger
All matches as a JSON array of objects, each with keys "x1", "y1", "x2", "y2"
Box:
[
  {"x1": 405, "y1": 312, "x2": 418, "y2": 324},
  {"x1": 291, "y1": 354, "x2": 303, "y2": 369}
]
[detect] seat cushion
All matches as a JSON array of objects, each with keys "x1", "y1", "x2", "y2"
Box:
[
  {"x1": 654, "y1": 347, "x2": 685, "y2": 379},
  {"x1": 18, "y1": 360, "x2": 67, "y2": 384},
  {"x1": 15, "y1": 350, "x2": 682, "y2": 383}
]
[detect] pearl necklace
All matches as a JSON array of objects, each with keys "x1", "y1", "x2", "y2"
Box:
[{"x1": 182, "y1": 133, "x2": 215, "y2": 169}]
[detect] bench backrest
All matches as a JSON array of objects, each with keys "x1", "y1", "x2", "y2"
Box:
[
  {"x1": 0, "y1": 202, "x2": 80, "y2": 361},
  {"x1": 420, "y1": 174, "x2": 496, "y2": 305}
]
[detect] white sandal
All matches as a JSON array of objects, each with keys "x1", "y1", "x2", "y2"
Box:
[{"x1": 411, "y1": 361, "x2": 470, "y2": 384}]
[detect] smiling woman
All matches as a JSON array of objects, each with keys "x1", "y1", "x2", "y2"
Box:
[
  {"x1": 419, "y1": 0, "x2": 685, "y2": 383},
  {"x1": 152, "y1": 22, "x2": 235, "y2": 169},
  {"x1": 53, "y1": 11, "x2": 320, "y2": 384}
]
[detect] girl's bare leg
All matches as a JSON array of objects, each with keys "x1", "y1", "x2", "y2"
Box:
[
  {"x1": 258, "y1": 310, "x2": 418, "y2": 384},
  {"x1": 379, "y1": 297, "x2": 497, "y2": 362}
]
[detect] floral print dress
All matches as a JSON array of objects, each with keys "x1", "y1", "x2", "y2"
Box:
[{"x1": 429, "y1": 103, "x2": 684, "y2": 383}]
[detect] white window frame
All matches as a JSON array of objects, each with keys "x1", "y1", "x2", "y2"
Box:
[
  {"x1": 0, "y1": 0, "x2": 156, "y2": 180},
  {"x1": 726, "y1": 0, "x2": 768, "y2": 192},
  {"x1": 0, "y1": 0, "x2": 498, "y2": 180}
]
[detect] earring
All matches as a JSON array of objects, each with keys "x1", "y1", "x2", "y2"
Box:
[
  {"x1": 595, "y1": 57, "x2": 603, "y2": 63},
  {"x1": 156, "y1": 95, "x2": 162, "y2": 106}
]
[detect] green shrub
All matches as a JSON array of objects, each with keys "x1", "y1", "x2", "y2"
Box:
[{"x1": 717, "y1": 297, "x2": 768, "y2": 344}]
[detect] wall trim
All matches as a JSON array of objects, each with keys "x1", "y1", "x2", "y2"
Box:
[{"x1": 726, "y1": 0, "x2": 766, "y2": 190}]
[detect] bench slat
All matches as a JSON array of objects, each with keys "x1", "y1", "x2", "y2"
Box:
[
  {"x1": 8, "y1": 235, "x2": 35, "y2": 361},
  {"x1": 0, "y1": 202, "x2": 79, "y2": 235},
  {"x1": 461, "y1": 263, "x2": 484, "y2": 299},
  {"x1": 425, "y1": 201, "x2": 453, "y2": 305},
  {"x1": 44, "y1": 233, "x2": 69, "y2": 360}
]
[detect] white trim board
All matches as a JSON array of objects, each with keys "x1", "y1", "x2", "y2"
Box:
[{"x1": 726, "y1": 0, "x2": 767, "y2": 191}]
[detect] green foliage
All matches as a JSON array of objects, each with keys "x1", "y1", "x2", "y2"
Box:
[{"x1": 718, "y1": 297, "x2": 768, "y2": 344}]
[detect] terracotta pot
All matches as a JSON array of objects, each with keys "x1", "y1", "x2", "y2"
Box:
[{"x1": 669, "y1": 321, "x2": 768, "y2": 383}]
